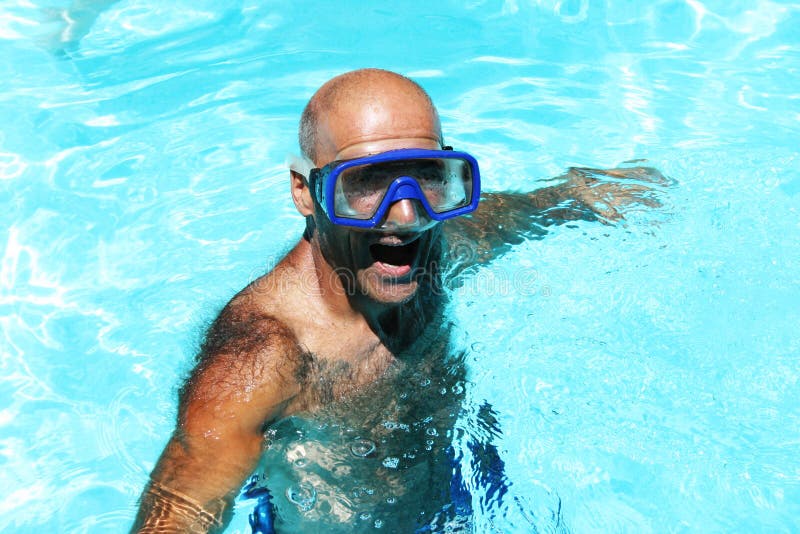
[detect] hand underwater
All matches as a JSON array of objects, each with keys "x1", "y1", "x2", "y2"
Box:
[{"x1": 561, "y1": 164, "x2": 672, "y2": 221}]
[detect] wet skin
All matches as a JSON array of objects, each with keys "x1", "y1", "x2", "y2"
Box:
[{"x1": 131, "y1": 71, "x2": 670, "y2": 532}]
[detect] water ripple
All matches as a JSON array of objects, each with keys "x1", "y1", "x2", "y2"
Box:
[{"x1": 1, "y1": 0, "x2": 799, "y2": 532}]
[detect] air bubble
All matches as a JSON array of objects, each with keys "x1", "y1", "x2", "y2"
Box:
[
  {"x1": 286, "y1": 483, "x2": 316, "y2": 512},
  {"x1": 382, "y1": 457, "x2": 399, "y2": 469},
  {"x1": 425, "y1": 428, "x2": 438, "y2": 437},
  {"x1": 374, "y1": 519, "x2": 384, "y2": 528},
  {"x1": 293, "y1": 458, "x2": 307, "y2": 468},
  {"x1": 350, "y1": 438, "x2": 376, "y2": 458}
]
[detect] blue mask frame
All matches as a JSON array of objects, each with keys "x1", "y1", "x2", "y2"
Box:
[{"x1": 308, "y1": 148, "x2": 481, "y2": 228}]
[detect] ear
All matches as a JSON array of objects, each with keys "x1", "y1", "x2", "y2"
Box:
[{"x1": 290, "y1": 170, "x2": 315, "y2": 217}]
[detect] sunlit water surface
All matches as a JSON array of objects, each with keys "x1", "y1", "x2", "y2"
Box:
[{"x1": 1, "y1": 0, "x2": 799, "y2": 532}]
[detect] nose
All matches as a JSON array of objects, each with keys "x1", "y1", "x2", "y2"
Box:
[{"x1": 378, "y1": 198, "x2": 436, "y2": 232}]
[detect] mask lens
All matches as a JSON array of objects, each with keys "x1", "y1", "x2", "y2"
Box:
[
  {"x1": 334, "y1": 163, "x2": 397, "y2": 219},
  {"x1": 418, "y1": 158, "x2": 472, "y2": 213},
  {"x1": 333, "y1": 157, "x2": 473, "y2": 219}
]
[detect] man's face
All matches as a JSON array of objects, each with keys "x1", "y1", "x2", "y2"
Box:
[{"x1": 311, "y1": 89, "x2": 444, "y2": 305}]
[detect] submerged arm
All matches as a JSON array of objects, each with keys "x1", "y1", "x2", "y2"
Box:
[
  {"x1": 443, "y1": 164, "x2": 670, "y2": 267},
  {"x1": 131, "y1": 305, "x2": 302, "y2": 533}
]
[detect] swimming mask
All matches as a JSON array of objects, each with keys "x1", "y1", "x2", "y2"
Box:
[{"x1": 307, "y1": 148, "x2": 481, "y2": 229}]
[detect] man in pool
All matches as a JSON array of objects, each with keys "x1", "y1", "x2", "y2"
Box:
[{"x1": 132, "y1": 68, "x2": 664, "y2": 532}]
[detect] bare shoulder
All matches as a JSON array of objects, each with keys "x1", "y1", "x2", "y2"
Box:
[
  {"x1": 180, "y1": 295, "x2": 309, "y2": 431},
  {"x1": 179, "y1": 239, "x2": 322, "y2": 426}
]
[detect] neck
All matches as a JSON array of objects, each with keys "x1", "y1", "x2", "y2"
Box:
[{"x1": 305, "y1": 237, "x2": 363, "y2": 320}]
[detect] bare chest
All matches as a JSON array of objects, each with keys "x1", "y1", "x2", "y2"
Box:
[{"x1": 291, "y1": 326, "x2": 400, "y2": 410}]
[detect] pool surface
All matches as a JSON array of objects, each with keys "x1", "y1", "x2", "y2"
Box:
[{"x1": 1, "y1": 0, "x2": 799, "y2": 532}]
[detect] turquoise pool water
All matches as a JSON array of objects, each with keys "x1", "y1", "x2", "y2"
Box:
[{"x1": 2, "y1": 0, "x2": 799, "y2": 532}]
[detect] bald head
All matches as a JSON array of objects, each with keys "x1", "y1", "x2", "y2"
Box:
[{"x1": 299, "y1": 69, "x2": 443, "y2": 164}]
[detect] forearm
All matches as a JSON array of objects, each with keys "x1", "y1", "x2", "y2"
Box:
[
  {"x1": 444, "y1": 165, "x2": 668, "y2": 268},
  {"x1": 131, "y1": 432, "x2": 263, "y2": 533},
  {"x1": 443, "y1": 189, "x2": 587, "y2": 268},
  {"x1": 131, "y1": 480, "x2": 231, "y2": 534}
]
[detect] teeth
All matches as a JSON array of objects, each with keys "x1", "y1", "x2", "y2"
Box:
[{"x1": 373, "y1": 233, "x2": 419, "y2": 247}]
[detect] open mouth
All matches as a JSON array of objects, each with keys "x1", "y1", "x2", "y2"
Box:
[{"x1": 369, "y1": 238, "x2": 420, "y2": 267}]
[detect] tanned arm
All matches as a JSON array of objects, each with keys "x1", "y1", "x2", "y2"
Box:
[
  {"x1": 444, "y1": 164, "x2": 671, "y2": 266},
  {"x1": 131, "y1": 302, "x2": 304, "y2": 533}
]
